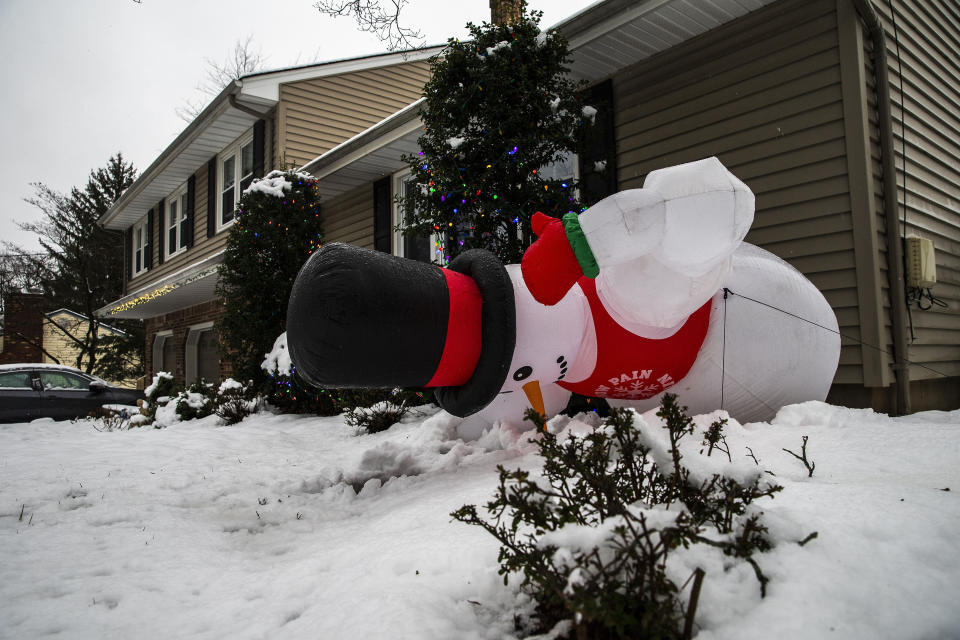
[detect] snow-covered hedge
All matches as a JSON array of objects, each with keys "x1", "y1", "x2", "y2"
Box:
[
  {"x1": 454, "y1": 395, "x2": 807, "y2": 638},
  {"x1": 137, "y1": 372, "x2": 260, "y2": 428}
]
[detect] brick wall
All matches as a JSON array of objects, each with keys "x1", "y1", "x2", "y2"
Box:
[
  {"x1": 0, "y1": 293, "x2": 44, "y2": 364},
  {"x1": 144, "y1": 299, "x2": 232, "y2": 385}
]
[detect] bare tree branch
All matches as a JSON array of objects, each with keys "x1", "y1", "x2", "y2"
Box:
[
  {"x1": 176, "y1": 35, "x2": 266, "y2": 122},
  {"x1": 314, "y1": 0, "x2": 425, "y2": 51},
  {"x1": 0, "y1": 246, "x2": 51, "y2": 316}
]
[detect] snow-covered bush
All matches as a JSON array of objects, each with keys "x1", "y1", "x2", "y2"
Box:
[
  {"x1": 344, "y1": 400, "x2": 408, "y2": 434},
  {"x1": 216, "y1": 171, "x2": 323, "y2": 384},
  {"x1": 173, "y1": 380, "x2": 217, "y2": 421},
  {"x1": 453, "y1": 395, "x2": 796, "y2": 639},
  {"x1": 259, "y1": 333, "x2": 428, "y2": 418},
  {"x1": 214, "y1": 378, "x2": 260, "y2": 425},
  {"x1": 341, "y1": 388, "x2": 431, "y2": 434},
  {"x1": 260, "y1": 332, "x2": 340, "y2": 415},
  {"x1": 141, "y1": 372, "x2": 178, "y2": 425}
]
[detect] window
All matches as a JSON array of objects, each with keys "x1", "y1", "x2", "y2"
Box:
[
  {"x1": 0, "y1": 371, "x2": 32, "y2": 389},
  {"x1": 185, "y1": 323, "x2": 219, "y2": 384},
  {"x1": 132, "y1": 218, "x2": 148, "y2": 276},
  {"x1": 152, "y1": 331, "x2": 175, "y2": 377},
  {"x1": 218, "y1": 132, "x2": 255, "y2": 229},
  {"x1": 38, "y1": 371, "x2": 91, "y2": 391},
  {"x1": 539, "y1": 151, "x2": 579, "y2": 187},
  {"x1": 166, "y1": 184, "x2": 189, "y2": 258},
  {"x1": 392, "y1": 169, "x2": 443, "y2": 263}
]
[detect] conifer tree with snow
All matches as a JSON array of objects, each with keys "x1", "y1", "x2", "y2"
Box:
[
  {"x1": 20, "y1": 153, "x2": 142, "y2": 381},
  {"x1": 399, "y1": 3, "x2": 593, "y2": 264},
  {"x1": 216, "y1": 171, "x2": 324, "y2": 387}
]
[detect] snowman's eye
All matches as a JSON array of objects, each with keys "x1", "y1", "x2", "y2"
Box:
[{"x1": 512, "y1": 365, "x2": 533, "y2": 381}]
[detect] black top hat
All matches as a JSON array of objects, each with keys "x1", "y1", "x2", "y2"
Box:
[{"x1": 286, "y1": 243, "x2": 515, "y2": 417}]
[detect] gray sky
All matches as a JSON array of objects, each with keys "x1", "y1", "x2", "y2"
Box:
[{"x1": 0, "y1": 0, "x2": 595, "y2": 253}]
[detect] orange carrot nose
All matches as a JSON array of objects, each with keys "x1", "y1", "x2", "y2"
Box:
[{"x1": 521, "y1": 380, "x2": 546, "y2": 424}]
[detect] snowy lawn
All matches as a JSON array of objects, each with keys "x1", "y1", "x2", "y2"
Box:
[{"x1": 1, "y1": 402, "x2": 958, "y2": 639}]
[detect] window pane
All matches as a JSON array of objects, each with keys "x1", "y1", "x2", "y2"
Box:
[
  {"x1": 222, "y1": 191, "x2": 235, "y2": 225},
  {"x1": 222, "y1": 156, "x2": 235, "y2": 189},
  {"x1": 0, "y1": 372, "x2": 32, "y2": 388},
  {"x1": 135, "y1": 227, "x2": 143, "y2": 272},
  {"x1": 179, "y1": 194, "x2": 189, "y2": 248},
  {"x1": 540, "y1": 152, "x2": 575, "y2": 182},
  {"x1": 39, "y1": 371, "x2": 89, "y2": 390},
  {"x1": 162, "y1": 336, "x2": 177, "y2": 373},
  {"x1": 399, "y1": 176, "x2": 434, "y2": 263},
  {"x1": 221, "y1": 155, "x2": 236, "y2": 226},
  {"x1": 197, "y1": 329, "x2": 220, "y2": 383},
  {"x1": 240, "y1": 174, "x2": 253, "y2": 193},
  {"x1": 167, "y1": 202, "x2": 178, "y2": 253},
  {"x1": 241, "y1": 142, "x2": 254, "y2": 176}
]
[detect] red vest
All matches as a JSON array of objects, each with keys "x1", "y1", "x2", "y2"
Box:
[{"x1": 558, "y1": 278, "x2": 712, "y2": 400}]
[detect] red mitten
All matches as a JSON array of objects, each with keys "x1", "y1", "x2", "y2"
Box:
[{"x1": 521, "y1": 212, "x2": 584, "y2": 305}]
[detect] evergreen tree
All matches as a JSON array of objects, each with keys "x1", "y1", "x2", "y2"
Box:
[
  {"x1": 216, "y1": 171, "x2": 324, "y2": 385},
  {"x1": 399, "y1": 4, "x2": 593, "y2": 264},
  {"x1": 21, "y1": 154, "x2": 141, "y2": 379}
]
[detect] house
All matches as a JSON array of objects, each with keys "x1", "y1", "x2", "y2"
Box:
[
  {"x1": 298, "y1": 0, "x2": 959, "y2": 414},
  {"x1": 96, "y1": 48, "x2": 439, "y2": 385},
  {"x1": 0, "y1": 292, "x2": 137, "y2": 387}
]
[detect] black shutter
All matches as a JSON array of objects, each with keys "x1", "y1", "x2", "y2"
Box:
[
  {"x1": 373, "y1": 177, "x2": 391, "y2": 253},
  {"x1": 145, "y1": 209, "x2": 154, "y2": 269},
  {"x1": 578, "y1": 79, "x2": 618, "y2": 207},
  {"x1": 124, "y1": 227, "x2": 132, "y2": 287},
  {"x1": 207, "y1": 157, "x2": 217, "y2": 238},
  {"x1": 186, "y1": 174, "x2": 196, "y2": 249},
  {"x1": 253, "y1": 119, "x2": 266, "y2": 179},
  {"x1": 157, "y1": 199, "x2": 165, "y2": 265}
]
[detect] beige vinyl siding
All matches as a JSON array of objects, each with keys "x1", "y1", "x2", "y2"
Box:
[
  {"x1": 278, "y1": 61, "x2": 431, "y2": 168},
  {"x1": 42, "y1": 312, "x2": 136, "y2": 387},
  {"x1": 874, "y1": 0, "x2": 960, "y2": 380},
  {"x1": 322, "y1": 183, "x2": 374, "y2": 249},
  {"x1": 127, "y1": 164, "x2": 227, "y2": 293},
  {"x1": 612, "y1": 0, "x2": 863, "y2": 382}
]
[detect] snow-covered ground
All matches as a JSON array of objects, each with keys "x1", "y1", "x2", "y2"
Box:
[{"x1": 1, "y1": 402, "x2": 958, "y2": 639}]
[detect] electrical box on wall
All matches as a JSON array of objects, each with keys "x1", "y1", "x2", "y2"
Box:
[{"x1": 905, "y1": 236, "x2": 937, "y2": 288}]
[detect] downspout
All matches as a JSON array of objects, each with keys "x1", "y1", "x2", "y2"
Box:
[{"x1": 850, "y1": 0, "x2": 911, "y2": 415}]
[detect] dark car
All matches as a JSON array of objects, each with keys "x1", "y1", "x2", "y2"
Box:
[{"x1": 0, "y1": 364, "x2": 144, "y2": 424}]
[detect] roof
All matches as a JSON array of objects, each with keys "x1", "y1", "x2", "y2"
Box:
[
  {"x1": 0, "y1": 308, "x2": 127, "y2": 336},
  {"x1": 96, "y1": 252, "x2": 224, "y2": 320},
  {"x1": 45, "y1": 309, "x2": 127, "y2": 336},
  {"x1": 100, "y1": 46, "x2": 444, "y2": 232},
  {"x1": 302, "y1": 98, "x2": 425, "y2": 201},
  {"x1": 558, "y1": 0, "x2": 780, "y2": 81}
]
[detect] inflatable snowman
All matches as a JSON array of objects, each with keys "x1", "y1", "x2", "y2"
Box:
[{"x1": 286, "y1": 158, "x2": 840, "y2": 437}]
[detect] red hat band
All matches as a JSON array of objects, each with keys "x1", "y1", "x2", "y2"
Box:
[{"x1": 424, "y1": 268, "x2": 482, "y2": 387}]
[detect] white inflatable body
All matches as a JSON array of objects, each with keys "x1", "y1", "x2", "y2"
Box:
[
  {"x1": 457, "y1": 157, "x2": 841, "y2": 438},
  {"x1": 608, "y1": 243, "x2": 840, "y2": 422},
  {"x1": 457, "y1": 249, "x2": 839, "y2": 438}
]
